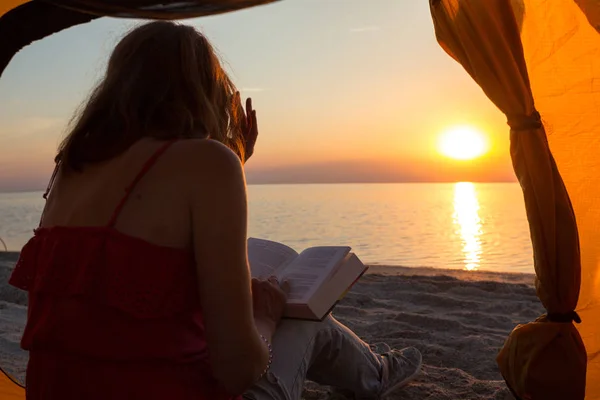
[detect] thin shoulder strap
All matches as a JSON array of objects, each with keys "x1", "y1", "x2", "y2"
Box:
[
  {"x1": 43, "y1": 163, "x2": 60, "y2": 200},
  {"x1": 107, "y1": 140, "x2": 177, "y2": 228},
  {"x1": 37, "y1": 162, "x2": 61, "y2": 228}
]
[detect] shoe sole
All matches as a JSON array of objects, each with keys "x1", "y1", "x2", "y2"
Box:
[{"x1": 381, "y1": 355, "x2": 423, "y2": 398}]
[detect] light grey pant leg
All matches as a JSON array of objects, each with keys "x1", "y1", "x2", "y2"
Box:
[{"x1": 243, "y1": 315, "x2": 383, "y2": 400}]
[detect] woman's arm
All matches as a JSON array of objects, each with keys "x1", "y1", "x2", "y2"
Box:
[{"x1": 185, "y1": 139, "x2": 269, "y2": 395}]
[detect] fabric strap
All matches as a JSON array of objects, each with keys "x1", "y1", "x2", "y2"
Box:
[
  {"x1": 107, "y1": 140, "x2": 177, "y2": 227},
  {"x1": 38, "y1": 140, "x2": 177, "y2": 228}
]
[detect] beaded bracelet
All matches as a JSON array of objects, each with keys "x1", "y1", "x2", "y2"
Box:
[{"x1": 259, "y1": 334, "x2": 273, "y2": 378}]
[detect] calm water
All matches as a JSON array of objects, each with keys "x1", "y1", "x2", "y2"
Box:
[{"x1": 0, "y1": 183, "x2": 533, "y2": 273}]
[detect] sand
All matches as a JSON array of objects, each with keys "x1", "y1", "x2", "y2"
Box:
[{"x1": 0, "y1": 252, "x2": 543, "y2": 399}]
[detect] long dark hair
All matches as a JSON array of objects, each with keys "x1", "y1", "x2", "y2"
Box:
[{"x1": 57, "y1": 21, "x2": 245, "y2": 170}]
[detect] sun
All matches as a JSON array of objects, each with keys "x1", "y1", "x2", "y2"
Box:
[{"x1": 438, "y1": 126, "x2": 489, "y2": 160}]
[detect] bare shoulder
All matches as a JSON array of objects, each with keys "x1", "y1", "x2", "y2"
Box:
[
  {"x1": 169, "y1": 138, "x2": 240, "y2": 164},
  {"x1": 168, "y1": 139, "x2": 245, "y2": 185}
]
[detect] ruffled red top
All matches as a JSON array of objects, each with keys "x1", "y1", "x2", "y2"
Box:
[{"x1": 9, "y1": 140, "x2": 240, "y2": 400}]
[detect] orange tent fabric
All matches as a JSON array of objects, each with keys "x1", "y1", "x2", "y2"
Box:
[
  {"x1": 0, "y1": 0, "x2": 28, "y2": 17},
  {"x1": 430, "y1": 0, "x2": 590, "y2": 398},
  {"x1": 518, "y1": 0, "x2": 600, "y2": 398},
  {"x1": 0, "y1": 367, "x2": 25, "y2": 400}
]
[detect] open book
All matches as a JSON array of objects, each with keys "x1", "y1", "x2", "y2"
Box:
[{"x1": 248, "y1": 238, "x2": 368, "y2": 321}]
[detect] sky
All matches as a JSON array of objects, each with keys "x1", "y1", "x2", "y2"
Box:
[{"x1": 0, "y1": 0, "x2": 516, "y2": 192}]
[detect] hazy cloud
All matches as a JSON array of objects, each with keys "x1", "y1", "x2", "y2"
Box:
[
  {"x1": 1, "y1": 117, "x2": 65, "y2": 140},
  {"x1": 349, "y1": 26, "x2": 382, "y2": 33}
]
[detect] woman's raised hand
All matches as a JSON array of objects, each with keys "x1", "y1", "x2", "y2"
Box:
[{"x1": 234, "y1": 92, "x2": 258, "y2": 163}]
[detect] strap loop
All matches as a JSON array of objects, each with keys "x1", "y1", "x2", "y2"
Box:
[
  {"x1": 546, "y1": 311, "x2": 582, "y2": 324},
  {"x1": 507, "y1": 110, "x2": 542, "y2": 131}
]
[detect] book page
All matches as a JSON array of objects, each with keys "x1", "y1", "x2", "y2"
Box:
[
  {"x1": 278, "y1": 246, "x2": 350, "y2": 303},
  {"x1": 247, "y1": 238, "x2": 299, "y2": 278}
]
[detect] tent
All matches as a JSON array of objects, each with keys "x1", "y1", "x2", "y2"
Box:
[
  {"x1": 0, "y1": 0, "x2": 598, "y2": 399},
  {"x1": 0, "y1": 365, "x2": 25, "y2": 399}
]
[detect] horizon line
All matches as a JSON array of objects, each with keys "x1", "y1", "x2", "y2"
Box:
[{"x1": 0, "y1": 180, "x2": 520, "y2": 194}]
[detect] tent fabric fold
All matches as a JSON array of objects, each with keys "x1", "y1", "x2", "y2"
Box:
[
  {"x1": 429, "y1": 0, "x2": 587, "y2": 398},
  {"x1": 40, "y1": 0, "x2": 279, "y2": 19},
  {"x1": 0, "y1": 2, "x2": 98, "y2": 79},
  {"x1": 0, "y1": 0, "x2": 278, "y2": 78}
]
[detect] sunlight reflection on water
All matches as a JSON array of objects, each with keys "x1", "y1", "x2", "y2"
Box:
[{"x1": 453, "y1": 182, "x2": 483, "y2": 271}]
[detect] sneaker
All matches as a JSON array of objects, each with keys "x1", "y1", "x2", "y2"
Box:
[
  {"x1": 379, "y1": 347, "x2": 423, "y2": 398},
  {"x1": 369, "y1": 342, "x2": 391, "y2": 354},
  {"x1": 328, "y1": 345, "x2": 422, "y2": 400}
]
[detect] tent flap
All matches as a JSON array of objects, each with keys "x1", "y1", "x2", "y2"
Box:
[
  {"x1": 0, "y1": 1, "x2": 98, "y2": 79},
  {"x1": 429, "y1": 0, "x2": 587, "y2": 398},
  {"x1": 0, "y1": 0, "x2": 279, "y2": 78},
  {"x1": 517, "y1": 0, "x2": 600, "y2": 398},
  {"x1": 42, "y1": 0, "x2": 279, "y2": 19}
]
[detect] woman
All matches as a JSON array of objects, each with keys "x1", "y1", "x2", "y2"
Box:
[{"x1": 9, "y1": 21, "x2": 422, "y2": 399}]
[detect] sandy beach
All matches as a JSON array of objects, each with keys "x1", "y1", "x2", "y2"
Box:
[{"x1": 0, "y1": 252, "x2": 542, "y2": 399}]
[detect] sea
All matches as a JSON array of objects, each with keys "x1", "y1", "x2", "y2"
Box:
[{"x1": 0, "y1": 182, "x2": 533, "y2": 273}]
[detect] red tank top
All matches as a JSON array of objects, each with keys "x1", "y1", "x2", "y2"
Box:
[{"x1": 9, "y1": 141, "x2": 240, "y2": 400}]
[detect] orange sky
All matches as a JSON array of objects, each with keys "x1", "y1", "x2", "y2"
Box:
[{"x1": 0, "y1": 1, "x2": 515, "y2": 192}]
